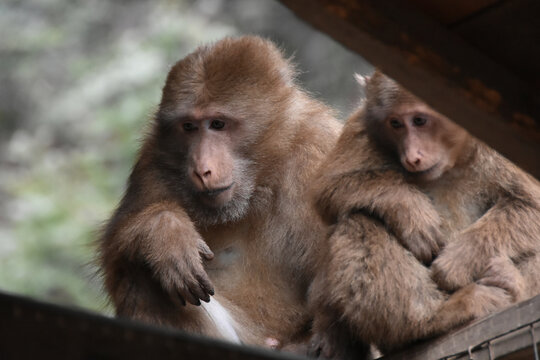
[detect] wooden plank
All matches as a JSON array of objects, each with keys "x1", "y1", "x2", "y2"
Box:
[
  {"x1": 278, "y1": 0, "x2": 540, "y2": 178},
  {"x1": 404, "y1": 0, "x2": 501, "y2": 25},
  {"x1": 0, "y1": 285, "x2": 538, "y2": 360},
  {"x1": 456, "y1": 324, "x2": 540, "y2": 360},
  {"x1": 382, "y1": 294, "x2": 540, "y2": 360},
  {"x1": 454, "y1": 0, "x2": 540, "y2": 89},
  {"x1": 0, "y1": 291, "x2": 304, "y2": 360}
]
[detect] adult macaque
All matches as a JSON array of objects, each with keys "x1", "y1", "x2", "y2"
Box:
[
  {"x1": 98, "y1": 36, "x2": 342, "y2": 347},
  {"x1": 309, "y1": 71, "x2": 540, "y2": 357}
]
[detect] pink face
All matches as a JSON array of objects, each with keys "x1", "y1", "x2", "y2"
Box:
[
  {"x1": 157, "y1": 107, "x2": 257, "y2": 226},
  {"x1": 384, "y1": 103, "x2": 463, "y2": 182},
  {"x1": 179, "y1": 116, "x2": 236, "y2": 206}
]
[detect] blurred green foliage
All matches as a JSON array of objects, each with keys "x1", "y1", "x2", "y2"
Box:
[{"x1": 0, "y1": 0, "x2": 370, "y2": 313}]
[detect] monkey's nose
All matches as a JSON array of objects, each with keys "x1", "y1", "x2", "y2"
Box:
[
  {"x1": 195, "y1": 169, "x2": 212, "y2": 184},
  {"x1": 190, "y1": 167, "x2": 212, "y2": 190},
  {"x1": 406, "y1": 157, "x2": 421, "y2": 169},
  {"x1": 196, "y1": 169, "x2": 212, "y2": 179}
]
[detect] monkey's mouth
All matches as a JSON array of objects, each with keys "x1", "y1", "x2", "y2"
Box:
[
  {"x1": 410, "y1": 163, "x2": 443, "y2": 181},
  {"x1": 202, "y1": 183, "x2": 235, "y2": 197},
  {"x1": 414, "y1": 164, "x2": 438, "y2": 175}
]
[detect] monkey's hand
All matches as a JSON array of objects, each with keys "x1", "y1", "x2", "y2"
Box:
[
  {"x1": 431, "y1": 235, "x2": 483, "y2": 291},
  {"x1": 385, "y1": 200, "x2": 445, "y2": 264},
  {"x1": 363, "y1": 184, "x2": 445, "y2": 264},
  {"x1": 463, "y1": 283, "x2": 514, "y2": 320},
  {"x1": 477, "y1": 256, "x2": 526, "y2": 302},
  {"x1": 395, "y1": 224, "x2": 444, "y2": 265},
  {"x1": 152, "y1": 235, "x2": 215, "y2": 306},
  {"x1": 135, "y1": 210, "x2": 216, "y2": 306}
]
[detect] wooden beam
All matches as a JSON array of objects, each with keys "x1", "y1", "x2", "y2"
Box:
[
  {"x1": 382, "y1": 294, "x2": 540, "y2": 360},
  {"x1": 0, "y1": 291, "x2": 304, "y2": 360},
  {"x1": 278, "y1": 0, "x2": 540, "y2": 178}
]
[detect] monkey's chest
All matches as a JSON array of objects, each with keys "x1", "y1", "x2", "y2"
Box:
[
  {"x1": 204, "y1": 242, "x2": 246, "y2": 289},
  {"x1": 203, "y1": 237, "x2": 308, "y2": 337},
  {"x1": 206, "y1": 245, "x2": 243, "y2": 271},
  {"x1": 426, "y1": 186, "x2": 484, "y2": 236}
]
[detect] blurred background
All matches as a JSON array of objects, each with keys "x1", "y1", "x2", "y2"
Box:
[{"x1": 0, "y1": 0, "x2": 371, "y2": 314}]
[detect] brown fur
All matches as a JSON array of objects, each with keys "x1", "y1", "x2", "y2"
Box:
[
  {"x1": 98, "y1": 36, "x2": 342, "y2": 347},
  {"x1": 309, "y1": 71, "x2": 540, "y2": 356}
]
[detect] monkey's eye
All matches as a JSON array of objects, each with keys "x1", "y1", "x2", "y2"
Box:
[
  {"x1": 389, "y1": 118, "x2": 403, "y2": 129},
  {"x1": 210, "y1": 119, "x2": 225, "y2": 130},
  {"x1": 413, "y1": 116, "x2": 427, "y2": 126},
  {"x1": 182, "y1": 122, "x2": 197, "y2": 132}
]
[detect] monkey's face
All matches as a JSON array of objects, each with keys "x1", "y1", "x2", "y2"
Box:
[
  {"x1": 157, "y1": 111, "x2": 256, "y2": 226},
  {"x1": 153, "y1": 36, "x2": 296, "y2": 225},
  {"x1": 383, "y1": 102, "x2": 466, "y2": 182}
]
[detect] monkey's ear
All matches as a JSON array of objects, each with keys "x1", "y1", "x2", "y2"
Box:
[{"x1": 354, "y1": 73, "x2": 370, "y2": 87}]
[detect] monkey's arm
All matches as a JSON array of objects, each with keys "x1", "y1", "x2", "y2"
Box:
[
  {"x1": 432, "y1": 192, "x2": 540, "y2": 291},
  {"x1": 432, "y1": 154, "x2": 540, "y2": 291},
  {"x1": 315, "y1": 168, "x2": 444, "y2": 263},
  {"x1": 100, "y1": 198, "x2": 215, "y2": 310}
]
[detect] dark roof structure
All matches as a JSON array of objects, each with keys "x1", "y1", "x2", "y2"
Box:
[{"x1": 278, "y1": 0, "x2": 540, "y2": 178}]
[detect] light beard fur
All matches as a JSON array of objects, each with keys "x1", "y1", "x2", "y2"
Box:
[{"x1": 181, "y1": 158, "x2": 256, "y2": 227}]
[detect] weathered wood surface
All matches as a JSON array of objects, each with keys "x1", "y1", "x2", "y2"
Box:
[
  {"x1": 0, "y1": 291, "x2": 305, "y2": 360},
  {"x1": 383, "y1": 294, "x2": 540, "y2": 360},
  {"x1": 1, "y1": 291, "x2": 539, "y2": 359},
  {"x1": 278, "y1": 0, "x2": 540, "y2": 178}
]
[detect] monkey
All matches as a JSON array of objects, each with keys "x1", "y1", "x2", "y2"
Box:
[
  {"x1": 97, "y1": 36, "x2": 343, "y2": 348},
  {"x1": 307, "y1": 70, "x2": 540, "y2": 357}
]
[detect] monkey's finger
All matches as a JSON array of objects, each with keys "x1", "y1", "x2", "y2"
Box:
[
  {"x1": 179, "y1": 285, "x2": 201, "y2": 306},
  {"x1": 196, "y1": 273, "x2": 215, "y2": 297},
  {"x1": 197, "y1": 240, "x2": 214, "y2": 260},
  {"x1": 430, "y1": 237, "x2": 441, "y2": 254},
  {"x1": 190, "y1": 278, "x2": 211, "y2": 303},
  {"x1": 477, "y1": 276, "x2": 506, "y2": 289},
  {"x1": 413, "y1": 243, "x2": 433, "y2": 264},
  {"x1": 434, "y1": 233, "x2": 446, "y2": 249},
  {"x1": 189, "y1": 289, "x2": 202, "y2": 306},
  {"x1": 172, "y1": 291, "x2": 187, "y2": 307}
]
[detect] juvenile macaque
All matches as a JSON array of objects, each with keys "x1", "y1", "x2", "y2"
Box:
[
  {"x1": 98, "y1": 36, "x2": 342, "y2": 347},
  {"x1": 309, "y1": 71, "x2": 540, "y2": 357}
]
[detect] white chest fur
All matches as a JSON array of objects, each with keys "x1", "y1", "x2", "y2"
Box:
[{"x1": 201, "y1": 298, "x2": 241, "y2": 344}]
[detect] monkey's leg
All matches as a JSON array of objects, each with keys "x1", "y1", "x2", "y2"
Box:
[
  {"x1": 322, "y1": 212, "x2": 446, "y2": 352},
  {"x1": 308, "y1": 260, "x2": 370, "y2": 360},
  {"x1": 432, "y1": 194, "x2": 540, "y2": 292},
  {"x1": 315, "y1": 213, "x2": 514, "y2": 354},
  {"x1": 428, "y1": 253, "x2": 536, "y2": 336}
]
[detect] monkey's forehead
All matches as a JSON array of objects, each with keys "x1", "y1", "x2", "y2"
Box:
[
  {"x1": 157, "y1": 90, "x2": 285, "y2": 125},
  {"x1": 158, "y1": 104, "x2": 236, "y2": 122},
  {"x1": 390, "y1": 102, "x2": 439, "y2": 115},
  {"x1": 167, "y1": 37, "x2": 295, "y2": 91}
]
